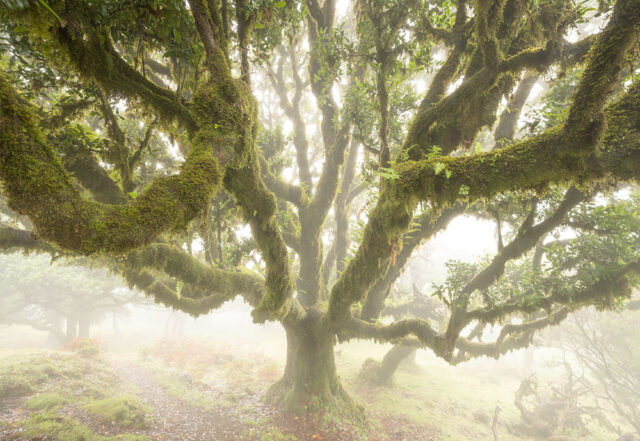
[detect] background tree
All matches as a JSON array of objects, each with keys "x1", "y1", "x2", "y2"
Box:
[
  {"x1": 1, "y1": 0, "x2": 640, "y2": 419},
  {"x1": 0, "y1": 253, "x2": 141, "y2": 344},
  {"x1": 551, "y1": 304, "x2": 640, "y2": 434}
]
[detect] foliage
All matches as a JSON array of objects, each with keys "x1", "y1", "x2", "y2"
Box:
[
  {"x1": 64, "y1": 337, "x2": 104, "y2": 358},
  {"x1": 1, "y1": 0, "x2": 640, "y2": 420}
]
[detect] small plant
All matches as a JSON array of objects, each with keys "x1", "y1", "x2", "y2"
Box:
[{"x1": 65, "y1": 338, "x2": 103, "y2": 358}]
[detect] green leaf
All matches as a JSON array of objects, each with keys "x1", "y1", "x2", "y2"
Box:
[
  {"x1": 36, "y1": 0, "x2": 62, "y2": 23},
  {"x1": 377, "y1": 167, "x2": 400, "y2": 181},
  {"x1": 274, "y1": 0, "x2": 286, "y2": 7},
  {"x1": 433, "y1": 162, "x2": 446, "y2": 175}
]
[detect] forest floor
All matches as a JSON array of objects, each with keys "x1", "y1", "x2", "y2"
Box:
[{"x1": 0, "y1": 335, "x2": 616, "y2": 441}]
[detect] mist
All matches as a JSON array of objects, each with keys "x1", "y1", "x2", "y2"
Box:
[{"x1": 2, "y1": 0, "x2": 640, "y2": 439}]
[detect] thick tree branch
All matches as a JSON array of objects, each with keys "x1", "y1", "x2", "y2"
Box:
[
  {"x1": 360, "y1": 205, "x2": 465, "y2": 320},
  {"x1": 124, "y1": 243, "x2": 264, "y2": 305},
  {"x1": 0, "y1": 226, "x2": 58, "y2": 254},
  {"x1": 56, "y1": 27, "x2": 195, "y2": 132},
  {"x1": 328, "y1": 0, "x2": 640, "y2": 324},
  {"x1": 0, "y1": 74, "x2": 223, "y2": 254}
]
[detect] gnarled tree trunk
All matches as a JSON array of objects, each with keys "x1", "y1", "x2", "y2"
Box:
[{"x1": 266, "y1": 314, "x2": 361, "y2": 418}]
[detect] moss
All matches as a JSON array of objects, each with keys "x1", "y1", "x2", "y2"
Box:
[
  {"x1": 84, "y1": 395, "x2": 152, "y2": 430},
  {"x1": 18, "y1": 412, "x2": 148, "y2": 441},
  {"x1": 224, "y1": 159, "x2": 296, "y2": 323},
  {"x1": 0, "y1": 74, "x2": 223, "y2": 255},
  {"x1": 121, "y1": 243, "x2": 264, "y2": 315},
  {"x1": 333, "y1": 62, "x2": 640, "y2": 326},
  {"x1": 53, "y1": 26, "x2": 195, "y2": 131},
  {"x1": 0, "y1": 376, "x2": 35, "y2": 398},
  {"x1": 26, "y1": 391, "x2": 68, "y2": 410}
]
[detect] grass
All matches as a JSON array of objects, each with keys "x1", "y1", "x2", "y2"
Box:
[
  {"x1": 147, "y1": 362, "x2": 217, "y2": 410},
  {"x1": 26, "y1": 391, "x2": 68, "y2": 410},
  {"x1": 0, "y1": 336, "x2": 623, "y2": 441},
  {"x1": 18, "y1": 412, "x2": 148, "y2": 441},
  {"x1": 84, "y1": 395, "x2": 152, "y2": 429},
  {"x1": 0, "y1": 375, "x2": 35, "y2": 398},
  {"x1": 0, "y1": 349, "x2": 153, "y2": 441},
  {"x1": 336, "y1": 340, "x2": 618, "y2": 441}
]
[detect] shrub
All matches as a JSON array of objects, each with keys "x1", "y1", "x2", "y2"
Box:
[{"x1": 65, "y1": 338, "x2": 103, "y2": 358}]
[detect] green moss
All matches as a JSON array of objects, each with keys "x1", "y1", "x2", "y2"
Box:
[
  {"x1": 18, "y1": 412, "x2": 148, "y2": 441},
  {"x1": 20, "y1": 412, "x2": 98, "y2": 441},
  {"x1": 84, "y1": 395, "x2": 152, "y2": 430},
  {"x1": 0, "y1": 375, "x2": 35, "y2": 398},
  {"x1": 0, "y1": 74, "x2": 223, "y2": 255},
  {"x1": 26, "y1": 391, "x2": 69, "y2": 410}
]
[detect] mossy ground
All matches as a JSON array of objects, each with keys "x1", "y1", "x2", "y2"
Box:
[
  {"x1": 0, "y1": 334, "x2": 620, "y2": 441},
  {"x1": 0, "y1": 347, "x2": 150, "y2": 441}
]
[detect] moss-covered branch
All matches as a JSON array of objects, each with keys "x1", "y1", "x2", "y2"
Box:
[
  {"x1": 224, "y1": 160, "x2": 298, "y2": 322},
  {"x1": 121, "y1": 267, "x2": 249, "y2": 316},
  {"x1": 345, "y1": 257, "x2": 639, "y2": 363},
  {"x1": 467, "y1": 259, "x2": 640, "y2": 324},
  {"x1": 56, "y1": 128, "x2": 128, "y2": 205},
  {"x1": 0, "y1": 74, "x2": 223, "y2": 254},
  {"x1": 56, "y1": 27, "x2": 195, "y2": 132},
  {"x1": 453, "y1": 307, "x2": 569, "y2": 363},
  {"x1": 124, "y1": 243, "x2": 264, "y2": 305},
  {"x1": 342, "y1": 316, "x2": 448, "y2": 358},
  {"x1": 328, "y1": 0, "x2": 640, "y2": 324},
  {"x1": 359, "y1": 205, "x2": 465, "y2": 321},
  {"x1": 0, "y1": 226, "x2": 58, "y2": 255}
]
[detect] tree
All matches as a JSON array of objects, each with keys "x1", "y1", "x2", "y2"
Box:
[
  {"x1": 1, "y1": 0, "x2": 640, "y2": 419},
  {"x1": 0, "y1": 253, "x2": 141, "y2": 344},
  {"x1": 552, "y1": 305, "x2": 640, "y2": 434}
]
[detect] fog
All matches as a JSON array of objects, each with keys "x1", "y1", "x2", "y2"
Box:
[
  {"x1": 2, "y1": 0, "x2": 640, "y2": 439},
  {"x1": 2, "y1": 216, "x2": 639, "y2": 441}
]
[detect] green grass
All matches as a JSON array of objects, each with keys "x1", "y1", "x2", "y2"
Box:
[
  {"x1": 335, "y1": 340, "x2": 621, "y2": 441},
  {"x1": 0, "y1": 350, "x2": 153, "y2": 441},
  {"x1": 84, "y1": 395, "x2": 152, "y2": 429},
  {"x1": 336, "y1": 341, "x2": 528, "y2": 441},
  {"x1": 26, "y1": 391, "x2": 68, "y2": 410},
  {"x1": 18, "y1": 412, "x2": 149, "y2": 441}
]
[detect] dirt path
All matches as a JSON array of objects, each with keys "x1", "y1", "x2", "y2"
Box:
[{"x1": 109, "y1": 359, "x2": 242, "y2": 441}]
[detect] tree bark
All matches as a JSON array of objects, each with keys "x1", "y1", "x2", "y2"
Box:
[
  {"x1": 361, "y1": 343, "x2": 416, "y2": 385},
  {"x1": 266, "y1": 314, "x2": 361, "y2": 418}
]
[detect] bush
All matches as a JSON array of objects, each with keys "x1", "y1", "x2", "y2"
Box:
[{"x1": 65, "y1": 338, "x2": 103, "y2": 358}]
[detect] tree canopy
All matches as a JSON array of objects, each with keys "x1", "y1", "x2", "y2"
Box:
[{"x1": 1, "y1": 0, "x2": 640, "y2": 416}]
